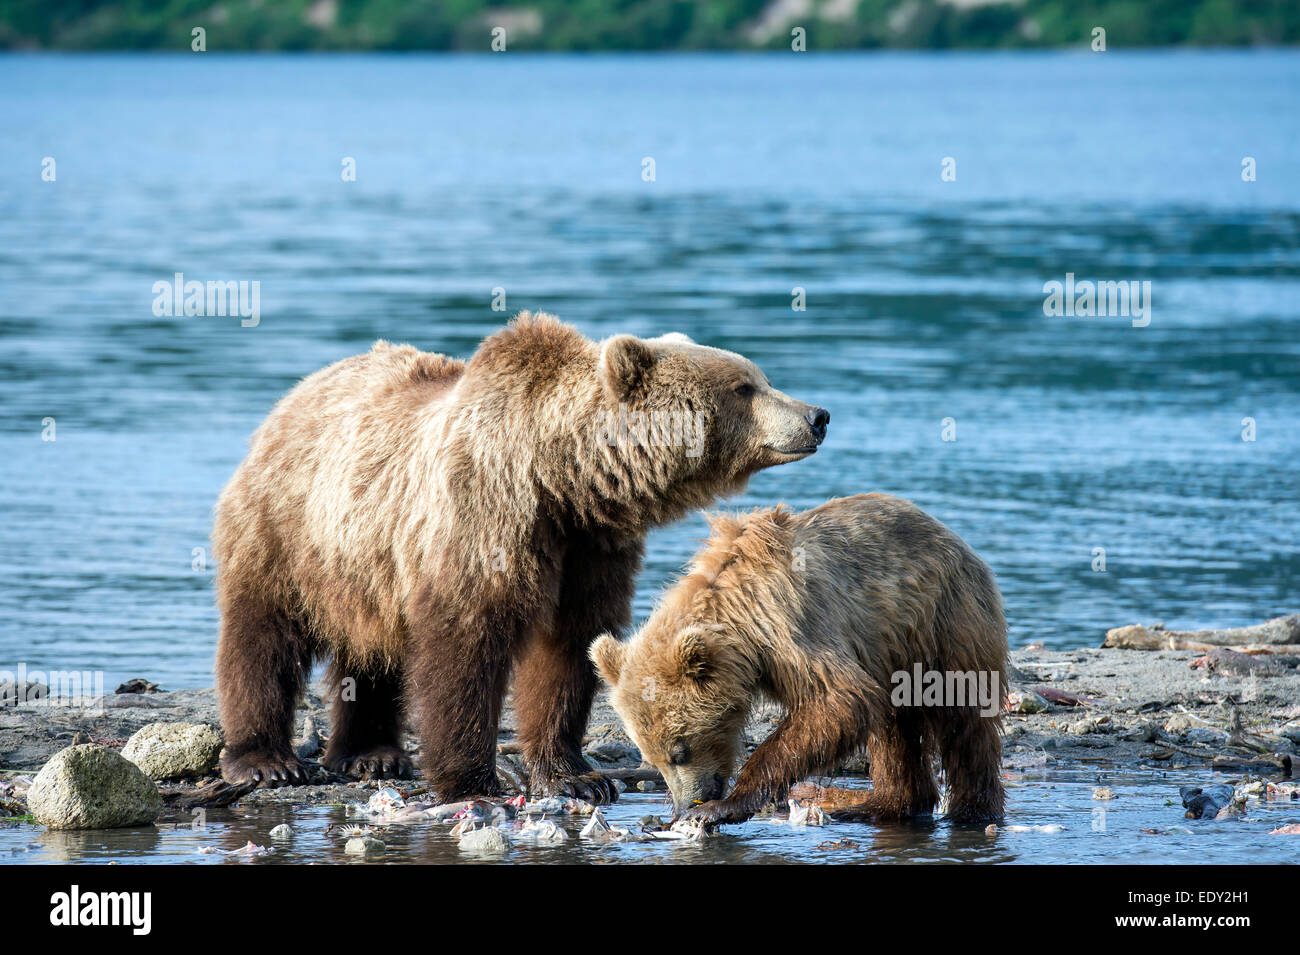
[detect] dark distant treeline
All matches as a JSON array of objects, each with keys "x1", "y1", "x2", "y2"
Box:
[{"x1": 1, "y1": 0, "x2": 1297, "y2": 51}]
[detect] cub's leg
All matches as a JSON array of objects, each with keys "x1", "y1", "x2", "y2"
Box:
[
  {"x1": 405, "y1": 591, "x2": 516, "y2": 801},
  {"x1": 938, "y1": 710, "x2": 1005, "y2": 823},
  {"x1": 216, "y1": 599, "x2": 312, "y2": 786},
  {"x1": 680, "y1": 690, "x2": 875, "y2": 828},
  {"x1": 322, "y1": 655, "x2": 412, "y2": 780},
  {"x1": 512, "y1": 539, "x2": 639, "y2": 805},
  {"x1": 828, "y1": 716, "x2": 939, "y2": 822}
]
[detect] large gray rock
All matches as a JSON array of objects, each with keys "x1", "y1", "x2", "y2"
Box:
[
  {"x1": 121, "y1": 722, "x2": 223, "y2": 779},
  {"x1": 27, "y1": 744, "x2": 161, "y2": 830}
]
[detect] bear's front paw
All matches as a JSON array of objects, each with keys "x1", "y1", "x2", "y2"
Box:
[
  {"x1": 538, "y1": 770, "x2": 619, "y2": 805},
  {"x1": 323, "y1": 746, "x2": 414, "y2": 781},
  {"x1": 677, "y1": 798, "x2": 753, "y2": 830},
  {"x1": 221, "y1": 749, "x2": 312, "y2": 788}
]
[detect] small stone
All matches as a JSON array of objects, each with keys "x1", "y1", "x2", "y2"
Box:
[
  {"x1": 1134, "y1": 721, "x2": 1160, "y2": 742},
  {"x1": 458, "y1": 826, "x2": 511, "y2": 856},
  {"x1": 269, "y1": 824, "x2": 293, "y2": 840},
  {"x1": 1008, "y1": 690, "x2": 1049, "y2": 714},
  {"x1": 1164, "y1": 714, "x2": 1199, "y2": 733},
  {"x1": 636, "y1": 780, "x2": 658, "y2": 792},
  {"x1": 583, "y1": 739, "x2": 641, "y2": 766},
  {"x1": 0, "y1": 681, "x2": 48, "y2": 706},
  {"x1": 28, "y1": 744, "x2": 161, "y2": 830},
  {"x1": 344, "y1": 836, "x2": 385, "y2": 855},
  {"x1": 1093, "y1": 787, "x2": 1115, "y2": 800},
  {"x1": 612, "y1": 778, "x2": 628, "y2": 793},
  {"x1": 294, "y1": 716, "x2": 322, "y2": 759},
  {"x1": 1068, "y1": 719, "x2": 1096, "y2": 735},
  {"x1": 114, "y1": 678, "x2": 161, "y2": 694},
  {"x1": 122, "y1": 722, "x2": 224, "y2": 779}
]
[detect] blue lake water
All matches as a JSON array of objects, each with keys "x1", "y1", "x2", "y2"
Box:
[{"x1": 0, "y1": 51, "x2": 1298, "y2": 688}]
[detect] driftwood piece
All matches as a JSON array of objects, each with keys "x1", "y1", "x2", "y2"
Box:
[
  {"x1": 162, "y1": 778, "x2": 257, "y2": 811},
  {"x1": 1211, "y1": 753, "x2": 1292, "y2": 775},
  {"x1": 1103, "y1": 614, "x2": 1300, "y2": 650}
]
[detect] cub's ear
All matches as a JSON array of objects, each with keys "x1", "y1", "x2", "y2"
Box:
[
  {"x1": 599, "y1": 335, "x2": 657, "y2": 399},
  {"x1": 676, "y1": 628, "x2": 712, "y2": 679},
  {"x1": 589, "y1": 633, "x2": 626, "y2": 685}
]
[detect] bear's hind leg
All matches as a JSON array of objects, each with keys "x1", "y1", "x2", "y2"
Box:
[
  {"x1": 938, "y1": 710, "x2": 1005, "y2": 823},
  {"x1": 830, "y1": 719, "x2": 938, "y2": 822},
  {"x1": 216, "y1": 599, "x2": 312, "y2": 787},
  {"x1": 322, "y1": 656, "x2": 412, "y2": 781}
]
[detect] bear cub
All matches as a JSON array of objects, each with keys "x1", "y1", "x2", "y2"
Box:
[{"x1": 591, "y1": 493, "x2": 1007, "y2": 827}]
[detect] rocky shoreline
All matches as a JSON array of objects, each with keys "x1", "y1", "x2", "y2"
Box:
[{"x1": 2, "y1": 637, "x2": 1297, "y2": 823}]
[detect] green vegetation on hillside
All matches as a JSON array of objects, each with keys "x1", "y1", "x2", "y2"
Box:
[{"x1": 1, "y1": 0, "x2": 1296, "y2": 51}]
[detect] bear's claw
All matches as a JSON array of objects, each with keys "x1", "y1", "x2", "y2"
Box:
[
  {"x1": 221, "y1": 750, "x2": 313, "y2": 788},
  {"x1": 540, "y1": 770, "x2": 619, "y2": 805},
  {"x1": 676, "y1": 798, "x2": 753, "y2": 830},
  {"x1": 324, "y1": 747, "x2": 414, "y2": 781}
]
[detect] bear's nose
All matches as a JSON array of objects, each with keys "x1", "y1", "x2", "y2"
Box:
[{"x1": 805, "y1": 407, "x2": 830, "y2": 440}]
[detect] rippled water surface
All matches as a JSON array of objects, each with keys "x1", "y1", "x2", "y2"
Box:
[
  {"x1": 1, "y1": 52, "x2": 1297, "y2": 689},
  {"x1": 3, "y1": 768, "x2": 1298, "y2": 864}
]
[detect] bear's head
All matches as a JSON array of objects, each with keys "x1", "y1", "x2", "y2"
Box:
[
  {"x1": 596, "y1": 332, "x2": 828, "y2": 507},
  {"x1": 590, "y1": 624, "x2": 751, "y2": 816}
]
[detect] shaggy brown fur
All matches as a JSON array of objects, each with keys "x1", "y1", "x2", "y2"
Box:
[
  {"x1": 213, "y1": 313, "x2": 827, "y2": 801},
  {"x1": 591, "y1": 493, "x2": 1007, "y2": 826}
]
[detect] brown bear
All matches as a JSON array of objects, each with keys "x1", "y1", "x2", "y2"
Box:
[
  {"x1": 212, "y1": 312, "x2": 829, "y2": 803},
  {"x1": 590, "y1": 493, "x2": 1007, "y2": 826}
]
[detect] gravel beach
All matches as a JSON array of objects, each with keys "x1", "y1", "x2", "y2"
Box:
[{"x1": 3, "y1": 642, "x2": 1296, "y2": 816}]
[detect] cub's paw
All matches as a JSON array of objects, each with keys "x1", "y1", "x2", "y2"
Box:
[
  {"x1": 676, "y1": 799, "x2": 752, "y2": 830},
  {"x1": 540, "y1": 770, "x2": 619, "y2": 805},
  {"x1": 323, "y1": 746, "x2": 413, "y2": 781},
  {"x1": 221, "y1": 749, "x2": 311, "y2": 788}
]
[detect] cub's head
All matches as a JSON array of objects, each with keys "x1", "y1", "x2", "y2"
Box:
[
  {"x1": 590, "y1": 625, "x2": 752, "y2": 817},
  {"x1": 597, "y1": 332, "x2": 828, "y2": 500}
]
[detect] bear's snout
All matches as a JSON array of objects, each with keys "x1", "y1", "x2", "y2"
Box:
[
  {"x1": 670, "y1": 771, "x2": 728, "y2": 817},
  {"x1": 805, "y1": 406, "x2": 830, "y2": 443}
]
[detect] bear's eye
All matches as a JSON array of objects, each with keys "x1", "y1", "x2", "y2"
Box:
[
  {"x1": 668, "y1": 742, "x2": 690, "y2": 766},
  {"x1": 733, "y1": 383, "x2": 755, "y2": 398}
]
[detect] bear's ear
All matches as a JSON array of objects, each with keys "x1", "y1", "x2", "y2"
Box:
[
  {"x1": 676, "y1": 628, "x2": 711, "y2": 679},
  {"x1": 599, "y1": 335, "x2": 657, "y2": 399},
  {"x1": 653, "y1": 332, "x2": 694, "y2": 345},
  {"x1": 590, "y1": 633, "x2": 626, "y2": 685}
]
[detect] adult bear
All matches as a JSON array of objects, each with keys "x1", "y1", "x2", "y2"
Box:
[{"x1": 213, "y1": 313, "x2": 829, "y2": 802}]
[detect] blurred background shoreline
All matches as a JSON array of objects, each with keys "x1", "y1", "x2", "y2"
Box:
[{"x1": 2, "y1": 0, "x2": 1298, "y2": 52}]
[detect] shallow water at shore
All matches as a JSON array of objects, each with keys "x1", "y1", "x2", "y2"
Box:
[{"x1": 4, "y1": 767, "x2": 1298, "y2": 864}]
